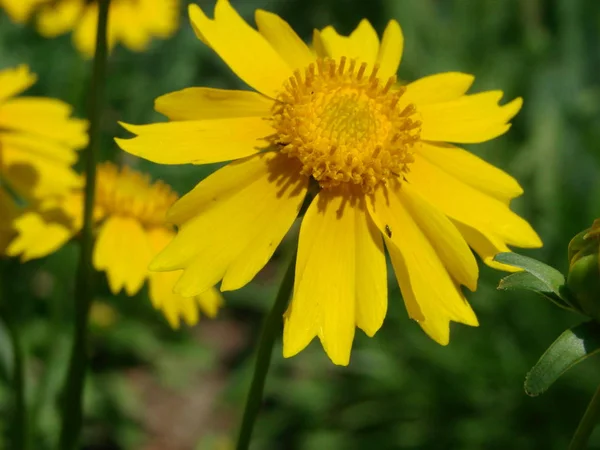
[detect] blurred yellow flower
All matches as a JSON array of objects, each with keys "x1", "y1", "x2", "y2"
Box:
[
  {"x1": 0, "y1": 0, "x2": 45, "y2": 22},
  {"x1": 116, "y1": 0, "x2": 542, "y2": 365},
  {"x1": 0, "y1": 0, "x2": 179, "y2": 58},
  {"x1": 7, "y1": 162, "x2": 223, "y2": 328},
  {"x1": 0, "y1": 64, "x2": 87, "y2": 251},
  {"x1": 89, "y1": 301, "x2": 119, "y2": 328}
]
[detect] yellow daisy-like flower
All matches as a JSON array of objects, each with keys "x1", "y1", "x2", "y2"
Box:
[
  {"x1": 0, "y1": 0, "x2": 44, "y2": 22},
  {"x1": 116, "y1": 0, "x2": 542, "y2": 365},
  {"x1": 0, "y1": 0, "x2": 179, "y2": 58},
  {"x1": 6, "y1": 162, "x2": 223, "y2": 328},
  {"x1": 0, "y1": 64, "x2": 87, "y2": 251}
]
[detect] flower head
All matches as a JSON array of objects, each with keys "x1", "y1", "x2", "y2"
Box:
[
  {"x1": 567, "y1": 219, "x2": 600, "y2": 321},
  {"x1": 116, "y1": 0, "x2": 542, "y2": 365},
  {"x1": 1, "y1": 0, "x2": 179, "y2": 58},
  {"x1": 0, "y1": 65, "x2": 87, "y2": 250},
  {"x1": 7, "y1": 162, "x2": 222, "y2": 328}
]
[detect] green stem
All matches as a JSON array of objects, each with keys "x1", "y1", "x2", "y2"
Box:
[
  {"x1": 1, "y1": 261, "x2": 29, "y2": 450},
  {"x1": 57, "y1": 2, "x2": 110, "y2": 449},
  {"x1": 236, "y1": 254, "x2": 296, "y2": 450},
  {"x1": 569, "y1": 383, "x2": 600, "y2": 450},
  {"x1": 6, "y1": 316, "x2": 28, "y2": 450}
]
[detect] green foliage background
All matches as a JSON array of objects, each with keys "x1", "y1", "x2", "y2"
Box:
[{"x1": 1, "y1": 0, "x2": 600, "y2": 448}]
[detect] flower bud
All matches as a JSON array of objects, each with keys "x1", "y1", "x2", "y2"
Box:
[{"x1": 567, "y1": 220, "x2": 600, "y2": 320}]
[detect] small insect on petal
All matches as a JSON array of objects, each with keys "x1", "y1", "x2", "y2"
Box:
[{"x1": 385, "y1": 224, "x2": 392, "y2": 238}]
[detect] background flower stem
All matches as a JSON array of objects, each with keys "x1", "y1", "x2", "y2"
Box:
[
  {"x1": 236, "y1": 252, "x2": 296, "y2": 450},
  {"x1": 57, "y1": 2, "x2": 110, "y2": 449},
  {"x1": 569, "y1": 383, "x2": 600, "y2": 450},
  {"x1": 1, "y1": 261, "x2": 30, "y2": 450},
  {"x1": 7, "y1": 315, "x2": 28, "y2": 450}
]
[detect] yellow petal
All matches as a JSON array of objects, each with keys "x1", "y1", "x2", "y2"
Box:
[
  {"x1": 376, "y1": 20, "x2": 403, "y2": 79},
  {"x1": 72, "y1": 4, "x2": 98, "y2": 58},
  {"x1": 152, "y1": 152, "x2": 307, "y2": 297},
  {"x1": 1, "y1": 145, "x2": 82, "y2": 199},
  {"x1": 146, "y1": 225, "x2": 174, "y2": 254},
  {"x1": 367, "y1": 184, "x2": 479, "y2": 345},
  {"x1": 135, "y1": 0, "x2": 179, "y2": 38},
  {"x1": 311, "y1": 29, "x2": 327, "y2": 58},
  {"x1": 146, "y1": 227, "x2": 194, "y2": 328},
  {"x1": 6, "y1": 212, "x2": 74, "y2": 262},
  {"x1": 453, "y1": 222, "x2": 520, "y2": 272},
  {"x1": 419, "y1": 91, "x2": 523, "y2": 143},
  {"x1": 0, "y1": 65, "x2": 37, "y2": 102},
  {"x1": 319, "y1": 19, "x2": 379, "y2": 68},
  {"x1": 197, "y1": 287, "x2": 224, "y2": 319},
  {"x1": 255, "y1": 9, "x2": 315, "y2": 71},
  {"x1": 93, "y1": 216, "x2": 152, "y2": 296},
  {"x1": 348, "y1": 20, "x2": 380, "y2": 66},
  {"x1": 0, "y1": 132, "x2": 79, "y2": 164},
  {"x1": 0, "y1": 0, "x2": 49, "y2": 23},
  {"x1": 149, "y1": 269, "x2": 224, "y2": 328},
  {"x1": 421, "y1": 141, "x2": 523, "y2": 203},
  {"x1": 399, "y1": 182, "x2": 478, "y2": 291},
  {"x1": 154, "y1": 88, "x2": 273, "y2": 121},
  {"x1": 354, "y1": 198, "x2": 387, "y2": 337},
  {"x1": 0, "y1": 98, "x2": 88, "y2": 148},
  {"x1": 36, "y1": 0, "x2": 84, "y2": 38},
  {"x1": 284, "y1": 189, "x2": 356, "y2": 366},
  {"x1": 149, "y1": 270, "x2": 192, "y2": 328},
  {"x1": 403, "y1": 72, "x2": 474, "y2": 105},
  {"x1": 407, "y1": 154, "x2": 542, "y2": 249},
  {"x1": 188, "y1": 1, "x2": 291, "y2": 98},
  {"x1": 113, "y1": 5, "x2": 152, "y2": 52},
  {"x1": 116, "y1": 118, "x2": 273, "y2": 165},
  {"x1": 146, "y1": 226, "x2": 224, "y2": 325}
]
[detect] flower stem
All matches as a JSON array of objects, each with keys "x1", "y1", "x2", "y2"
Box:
[
  {"x1": 57, "y1": 2, "x2": 110, "y2": 449},
  {"x1": 236, "y1": 254, "x2": 296, "y2": 450},
  {"x1": 6, "y1": 316, "x2": 28, "y2": 450},
  {"x1": 569, "y1": 383, "x2": 600, "y2": 450},
  {"x1": 1, "y1": 261, "x2": 30, "y2": 450}
]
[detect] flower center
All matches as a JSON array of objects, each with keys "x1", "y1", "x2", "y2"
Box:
[
  {"x1": 272, "y1": 57, "x2": 421, "y2": 193},
  {"x1": 95, "y1": 163, "x2": 178, "y2": 228}
]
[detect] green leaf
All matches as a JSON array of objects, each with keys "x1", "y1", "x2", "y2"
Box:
[
  {"x1": 525, "y1": 321, "x2": 600, "y2": 396},
  {"x1": 494, "y1": 252, "x2": 566, "y2": 299},
  {"x1": 498, "y1": 271, "x2": 573, "y2": 310}
]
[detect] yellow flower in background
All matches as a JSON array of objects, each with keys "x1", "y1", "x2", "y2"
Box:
[
  {"x1": 0, "y1": 0, "x2": 44, "y2": 23},
  {"x1": 0, "y1": 65, "x2": 87, "y2": 251},
  {"x1": 0, "y1": 0, "x2": 179, "y2": 58},
  {"x1": 116, "y1": 0, "x2": 542, "y2": 365},
  {"x1": 7, "y1": 162, "x2": 223, "y2": 328}
]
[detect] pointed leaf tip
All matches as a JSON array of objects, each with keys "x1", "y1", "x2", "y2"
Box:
[{"x1": 494, "y1": 252, "x2": 566, "y2": 299}]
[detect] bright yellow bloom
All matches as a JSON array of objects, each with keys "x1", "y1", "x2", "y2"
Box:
[
  {"x1": 0, "y1": 65, "x2": 87, "y2": 251},
  {"x1": 7, "y1": 162, "x2": 223, "y2": 328},
  {"x1": 116, "y1": 0, "x2": 542, "y2": 365},
  {"x1": 0, "y1": 0, "x2": 45, "y2": 22},
  {"x1": 0, "y1": 0, "x2": 179, "y2": 58}
]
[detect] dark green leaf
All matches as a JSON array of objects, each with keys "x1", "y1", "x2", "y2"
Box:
[
  {"x1": 494, "y1": 252, "x2": 566, "y2": 299},
  {"x1": 525, "y1": 321, "x2": 600, "y2": 396},
  {"x1": 498, "y1": 271, "x2": 573, "y2": 310}
]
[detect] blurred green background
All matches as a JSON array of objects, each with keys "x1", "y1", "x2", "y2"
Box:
[{"x1": 1, "y1": 0, "x2": 600, "y2": 448}]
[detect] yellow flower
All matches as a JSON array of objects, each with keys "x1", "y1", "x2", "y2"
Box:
[
  {"x1": 7, "y1": 162, "x2": 223, "y2": 328},
  {"x1": 0, "y1": 0, "x2": 179, "y2": 58},
  {"x1": 0, "y1": 0, "x2": 45, "y2": 22},
  {"x1": 116, "y1": 0, "x2": 542, "y2": 365},
  {"x1": 0, "y1": 65, "x2": 87, "y2": 251}
]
